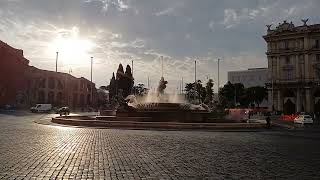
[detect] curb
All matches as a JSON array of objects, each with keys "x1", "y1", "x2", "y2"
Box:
[{"x1": 51, "y1": 117, "x2": 272, "y2": 131}]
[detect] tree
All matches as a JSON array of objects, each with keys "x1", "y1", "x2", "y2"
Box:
[
  {"x1": 195, "y1": 80, "x2": 206, "y2": 103},
  {"x1": 204, "y1": 79, "x2": 214, "y2": 104},
  {"x1": 219, "y1": 81, "x2": 234, "y2": 108},
  {"x1": 184, "y1": 80, "x2": 206, "y2": 103},
  {"x1": 124, "y1": 65, "x2": 134, "y2": 96},
  {"x1": 109, "y1": 73, "x2": 116, "y2": 99},
  {"x1": 114, "y1": 63, "x2": 134, "y2": 98},
  {"x1": 234, "y1": 83, "x2": 248, "y2": 107},
  {"x1": 132, "y1": 83, "x2": 148, "y2": 96},
  {"x1": 219, "y1": 82, "x2": 246, "y2": 108},
  {"x1": 247, "y1": 86, "x2": 267, "y2": 107},
  {"x1": 185, "y1": 83, "x2": 195, "y2": 101}
]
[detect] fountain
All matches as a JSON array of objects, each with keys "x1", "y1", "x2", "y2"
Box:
[
  {"x1": 99, "y1": 60, "x2": 210, "y2": 122},
  {"x1": 51, "y1": 61, "x2": 267, "y2": 130}
]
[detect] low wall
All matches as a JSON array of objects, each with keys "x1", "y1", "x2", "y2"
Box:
[{"x1": 52, "y1": 116, "x2": 268, "y2": 130}]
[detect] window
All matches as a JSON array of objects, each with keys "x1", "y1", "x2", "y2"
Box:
[
  {"x1": 48, "y1": 91, "x2": 54, "y2": 104},
  {"x1": 317, "y1": 54, "x2": 320, "y2": 62},
  {"x1": 48, "y1": 77, "x2": 55, "y2": 89},
  {"x1": 315, "y1": 39, "x2": 319, "y2": 49},
  {"x1": 39, "y1": 78, "x2": 46, "y2": 88},
  {"x1": 284, "y1": 69, "x2": 293, "y2": 80},
  {"x1": 285, "y1": 56, "x2": 290, "y2": 64},
  {"x1": 57, "y1": 80, "x2": 63, "y2": 90},
  {"x1": 73, "y1": 83, "x2": 78, "y2": 91},
  {"x1": 38, "y1": 91, "x2": 45, "y2": 102},
  {"x1": 284, "y1": 40, "x2": 289, "y2": 50}
]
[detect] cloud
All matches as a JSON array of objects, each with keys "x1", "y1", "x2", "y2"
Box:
[
  {"x1": 0, "y1": 0, "x2": 319, "y2": 92},
  {"x1": 208, "y1": 21, "x2": 215, "y2": 31},
  {"x1": 85, "y1": 0, "x2": 130, "y2": 12}
]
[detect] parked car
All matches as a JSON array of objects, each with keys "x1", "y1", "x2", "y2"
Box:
[
  {"x1": 30, "y1": 104, "x2": 52, "y2": 113},
  {"x1": 56, "y1": 107, "x2": 70, "y2": 116},
  {"x1": 294, "y1": 115, "x2": 313, "y2": 124},
  {"x1": 4, "y1": 104, "x2": 16, "y2": 111}
]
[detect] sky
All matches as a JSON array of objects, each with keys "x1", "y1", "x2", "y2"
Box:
[{"x1": 0, "y1": 0, "x2": 319, "y2": 93}]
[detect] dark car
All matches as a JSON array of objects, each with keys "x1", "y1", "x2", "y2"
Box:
[{"x1": 56, "y1": 107, "x2": 70, "y2": 116}]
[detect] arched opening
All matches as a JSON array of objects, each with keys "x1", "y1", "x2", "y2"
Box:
[
  {"x1": 48, "y1": 91, "x2": 54, "y2": 104},
  {"x1": 73, "y1": 93, "x2": 78, "y2": 108},
  {"x1": 284, "y1": 99, "x2": 295, "y2": 115},
  {"x1": 80, "y1": 94, "x2": 84, "y2": 107},
  {"x1": 282, "y1": 89, "x2": 295, "y2": 115},
  {"x1": 87, "y1": 94, "x2": 91, "y2": 106},
  {"x1": 48, "y1": 77, "x2": 55, "y2": 89},
  {"x1": 56, "y1": 92, "x2": 63, "y2": 106}
]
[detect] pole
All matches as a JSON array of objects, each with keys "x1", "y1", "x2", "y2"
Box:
[
  {"x1": 234, "y1": 86, "x2": 237, "y2": 107},
  {"x1": 194, "y1": 60, "x2": 197, "y2": 101},
  {"x1": 271, "y1": 59, "x2": 274, "y2": 112},
  {"x1": 55, "y1": 52, "x2": 59, "y2": 72},
  {"x1": 131, "y1": 59, "x2": 134, "y2": 77},
  {"x1": 161, "y1": 56, "x2": 164, "y2": 78},
  {"x1": 218, "y1": 58, "x2": 220, "y2": 94},
  {"x1": 90, "y1": 57, "x2": 93, "y2": 106},
  {"x1": 182, "y1": 77, "x2": 184, "y2": 94},
  {"x1": 147, "y1": 76, "x2": 150, "y2": 89},
  {"x1": 194, "y1": 60, "x2": 197, "y2": 83}
]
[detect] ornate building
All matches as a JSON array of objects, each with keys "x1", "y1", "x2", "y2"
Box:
[{"x1": 263, "y1": 20, "x2": 320, "y2": 115}]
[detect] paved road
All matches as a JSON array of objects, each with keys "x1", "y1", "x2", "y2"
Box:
[{"x1": 0, "y1": 112, "x2": 320, "y2": 179}]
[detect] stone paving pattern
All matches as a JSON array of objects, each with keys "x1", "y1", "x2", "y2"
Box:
[{"x1": 0, "y1": 113, "x2": 320, "y2": 179}]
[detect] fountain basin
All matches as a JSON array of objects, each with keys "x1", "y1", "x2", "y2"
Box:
[{"x1": 98, "y1": 102, "x2": 209, "y2": 123}]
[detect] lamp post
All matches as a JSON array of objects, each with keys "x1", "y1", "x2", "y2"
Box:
[
  {"x1": 271, "y1": 58, "x2": 274, "y2": 111},
  {"x1": 182, "y1": 77, "x2": 184, "y2": 94},
  {"x1": 131, "y1": 59, "x2": 134, "y2": 77},
  {"x1": 90, "y1": 57, "x2": 93, "y2": 106},
  {"x1": 55, "y1": 52, "x2": 59, "y2": 72},
  {"x1": 217, "y1": 58, "x2": 220, "y2": 94},
  {"x1": 194, "y1": 60, "x2": 197, "y2": 102}
]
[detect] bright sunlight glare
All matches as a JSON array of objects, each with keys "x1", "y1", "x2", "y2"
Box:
[{"x1": 48, "y1": 27, "x2": 94, "y2": 66}]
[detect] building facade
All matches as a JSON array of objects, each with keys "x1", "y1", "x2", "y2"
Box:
[
  {"x1": 0, "y1": 40, "x2": 97, "y2": 109},
  {"x1": 228, "y1": 68, "x2": 268, "y2": 88},
  {"x1": 0, "y1": 41, "x2": 30, "y2": 107},
  {"x1": 263, "y1": 20, "x2": 320, "y2": 115},
  {"x1": 26, "y1": 67, "x2": 97, "y2": 110}
]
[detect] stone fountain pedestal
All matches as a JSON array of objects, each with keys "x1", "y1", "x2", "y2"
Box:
[{"x1": 98, "y1": 103, "x2": 210, "y2": 123}]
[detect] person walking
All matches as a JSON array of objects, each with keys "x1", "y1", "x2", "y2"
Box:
[{"x1": 266, "y1": 114, "x2": 271, "y2": 129}]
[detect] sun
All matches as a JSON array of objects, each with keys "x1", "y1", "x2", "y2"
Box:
[{"x1": 48, "y1": 27, "x2": 94, "y2": 66}]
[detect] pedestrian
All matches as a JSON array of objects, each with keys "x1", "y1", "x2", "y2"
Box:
[{"x1": 266, "y1": 115, "x2": 271, "y2": 129}]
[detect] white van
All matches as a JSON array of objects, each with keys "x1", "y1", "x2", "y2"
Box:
[{"x1": 30, "y1": 104, "x2": 52, "y2": 113}]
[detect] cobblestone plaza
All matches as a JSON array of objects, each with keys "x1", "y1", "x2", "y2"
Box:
[{"x1": 0, "y1": 113, "x2": 320, "y2": 179}]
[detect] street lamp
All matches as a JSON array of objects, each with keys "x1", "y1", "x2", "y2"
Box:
[
  {"x1": 90, "y1": 57, "x2": 93, "y2": 106},
  {"x1": 55, "y1": 52, "x2": 59, "y2": 72},
  {"x1": 194, "y1": 60, "x2": 198, "y2": 103},
  {"x1": 217, "y1": 58, "x2": 220, "y2": 94}
]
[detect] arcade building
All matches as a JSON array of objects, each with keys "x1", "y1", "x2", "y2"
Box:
[
  {"x1": 0, "y1": 40, "x2": 97, "y2": 109},
  {"x1": 263, "y1": 20, "x2": 320, "y2": 115}
]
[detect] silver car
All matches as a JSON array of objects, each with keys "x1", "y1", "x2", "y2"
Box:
[{"x1": 294, "y1": 115, "x2": 313, "y2": 124}]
